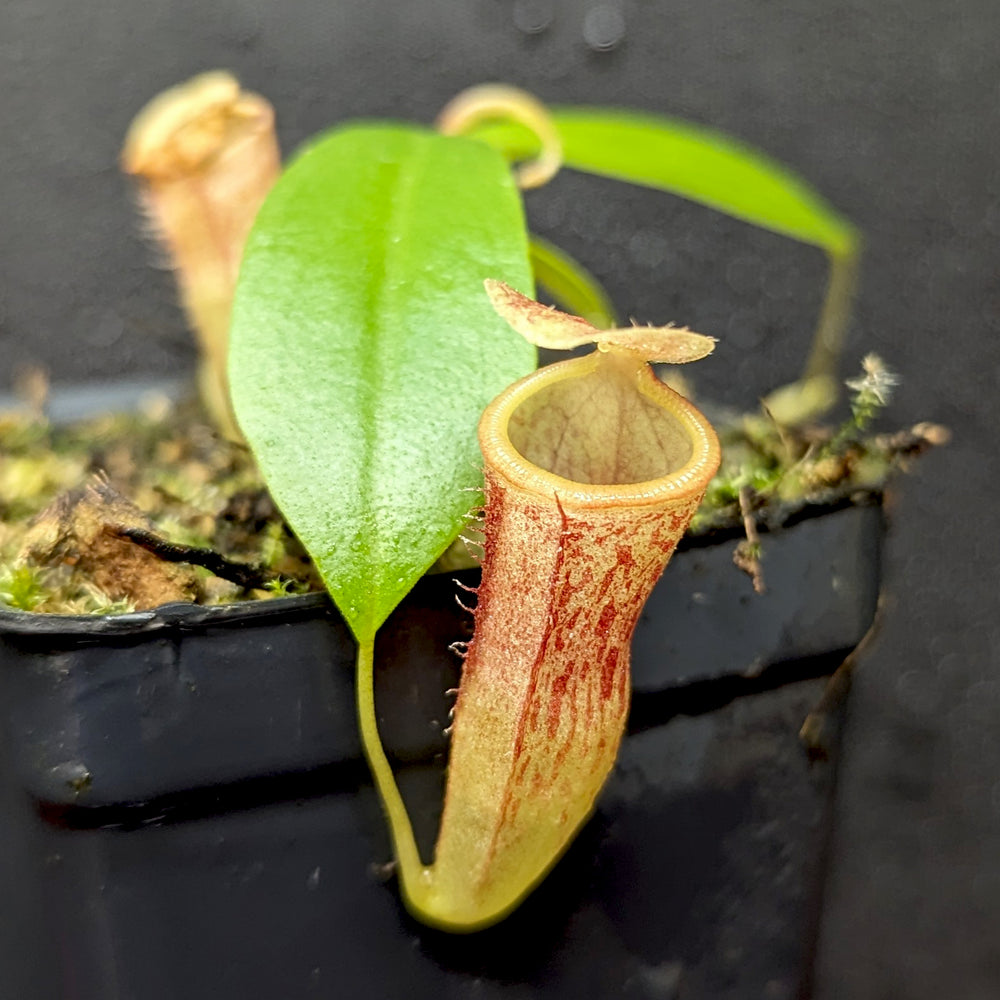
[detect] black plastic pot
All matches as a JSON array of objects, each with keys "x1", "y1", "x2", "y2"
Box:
[{"x1": 0, "y1": 481, "x2": 882, "y2": 998}]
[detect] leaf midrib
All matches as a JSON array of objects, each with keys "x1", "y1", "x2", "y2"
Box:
[{"x1": 353, "y1": 136, "x2": 430, "y2": 638}]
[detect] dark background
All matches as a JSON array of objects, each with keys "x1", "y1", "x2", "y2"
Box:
[{"x1": 2, "y1": 2, "x2": 998, "y2": 997}]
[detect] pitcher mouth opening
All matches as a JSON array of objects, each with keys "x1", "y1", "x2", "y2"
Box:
[{"x1": 478, "y1": 351, "x2": 721, "y2": 509}]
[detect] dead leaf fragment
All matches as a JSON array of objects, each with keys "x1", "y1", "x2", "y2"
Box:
[{"x1": 20, "y1": 475, "x2": 197, "y2": 610}]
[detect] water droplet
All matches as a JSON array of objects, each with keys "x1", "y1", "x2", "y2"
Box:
[
  {"x1": 583, "y1": 4, "x2": 626, "y2": 52},
  {"x1": 725, "y1": 308, "x2": 764, "y2": 349},
  {"x1": 628, "y1": 229, "x2": 670, "y2": 268},
  {"x1": 513, "y1": 0, "x2": 554, "y2": 35},
  {"x1": 725, "y1": 256, "x2": 763, "y2": 296}
]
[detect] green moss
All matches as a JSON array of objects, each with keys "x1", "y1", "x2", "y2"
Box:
[
  {"x1": 0, "y1": 563, "x2": 47, "y2": 611},
  {"x1": 1, "y1": 357, "x2": 942, "y2": 615},
  {"x1": 0, "y1": 395, "x2": 319, "y2": 614}
]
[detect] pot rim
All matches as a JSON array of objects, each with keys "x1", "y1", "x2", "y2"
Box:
[
  {"x1": 0, "y1": 496, "x2": 885, "y2": 638},
  {"x1": 0, "y1": 590, "x2": 331, "y2": 638}
]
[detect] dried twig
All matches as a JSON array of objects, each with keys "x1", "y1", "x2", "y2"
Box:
[
  {"x1": 799, "y1": 599, "x2": 885, "y2": 760},
  {"x1": 733, "y1": 485, "x2": 766, "y2": 594},
  {"x1": 108, "y1": 524, "x2": 276, "y2": 590}
]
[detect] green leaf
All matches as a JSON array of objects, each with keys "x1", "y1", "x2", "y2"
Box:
[
  {"x1": 473, "y1": 109, "x2": 859, "y2": 257},
  {"x1": 473, "y1": 107, "x2": 860, "y2": 390},
  {"x1": 229, "y1": 124, "x2": 534, "y2": 643},
  {"x1": 529, "y1": 235, "x2": 618, "y2": 328}
]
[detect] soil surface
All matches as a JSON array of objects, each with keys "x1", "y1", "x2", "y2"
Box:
[{"x1": 2, "y1": 2, "x2": 998, "y2": 998}]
